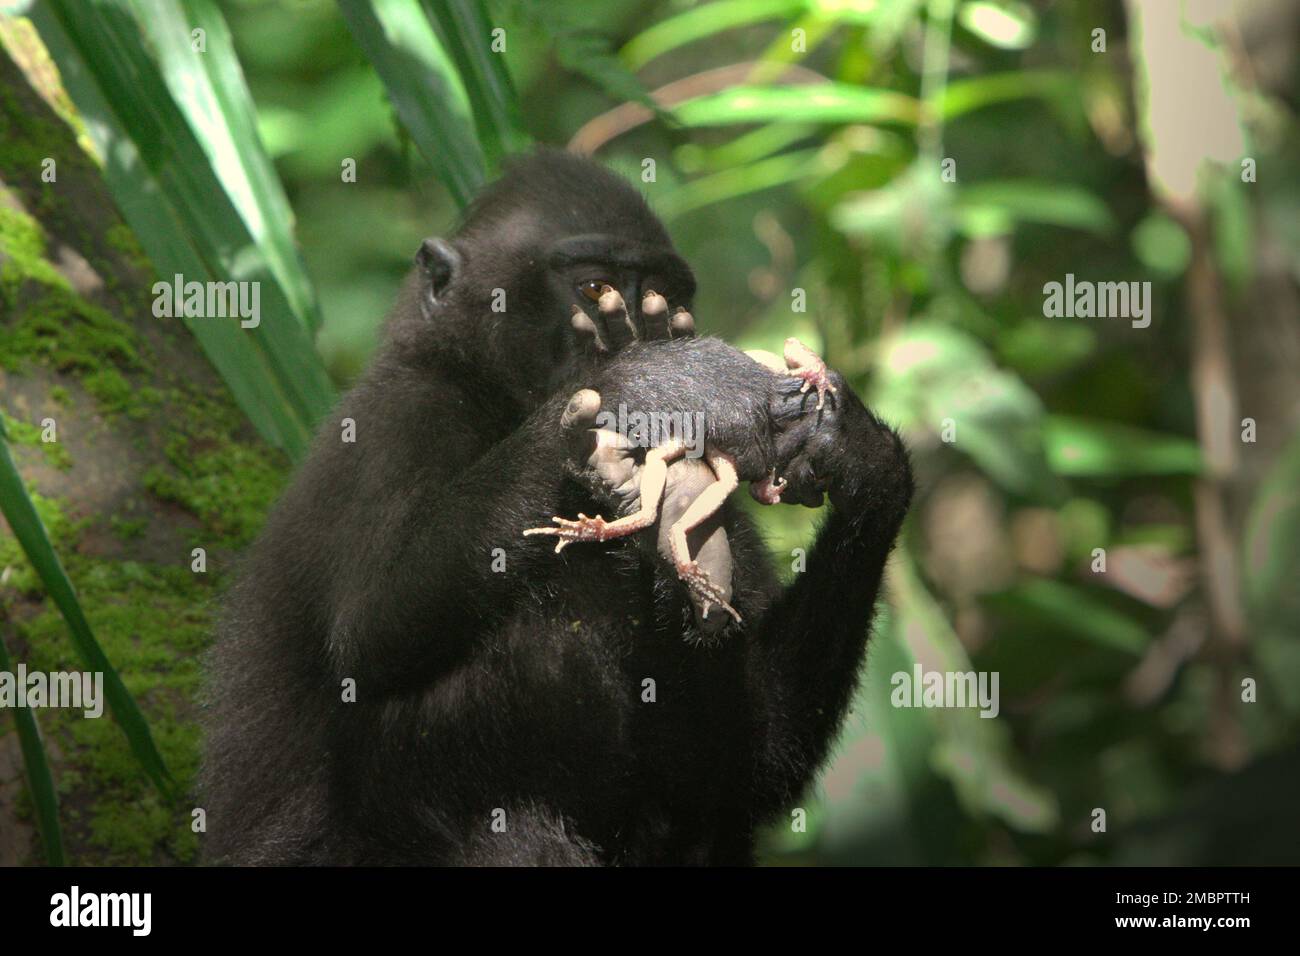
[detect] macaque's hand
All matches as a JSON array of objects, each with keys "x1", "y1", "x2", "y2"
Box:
[
  {"x1": 570, "y1": 290, "x2": 696, "y2": 357},
  {"x1": 767, "y1": 363, "x2": 911, "y2": 522}
]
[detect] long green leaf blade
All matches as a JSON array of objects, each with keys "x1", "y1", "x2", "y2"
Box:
[
  {"x1": 958, "y1": 180, "x2": 1116, "y2": 236},
  {"x1": 672, "y1": 84, "x2": 921, "y2": 128},
  {"x1": 421, "y1": 0, "x2": 528, "y2": 168},
  {"x1": 338, "y1": 0, "x2": 486, "y2": 207},
  {"x1": 132, "y1": 0, "x2": 324, "y2": 333},
  {"x1": 31, "y1": 0, "x2": 336, "y2": 459},
  {"x1": 0, "y1": 632, "x2": 65, "y2": 865},
  {"x1": 1045, "y1": 415, "x2": 1202, "y2": 477},
  {"x1": 939, "y1": 69, "x2": 1076, "y2": 120},
  {"x1": 621, "y1": 0, "x2": 809, "y2": 71}
]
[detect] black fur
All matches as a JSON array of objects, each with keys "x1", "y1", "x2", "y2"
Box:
[{"x1": 199, "y1": 149, "x2": 912, "y2": 865}]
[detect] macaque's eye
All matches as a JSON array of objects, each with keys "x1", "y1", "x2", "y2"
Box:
[{"x1": 578, "y1": 280, "x2": 608, "y2": 302}]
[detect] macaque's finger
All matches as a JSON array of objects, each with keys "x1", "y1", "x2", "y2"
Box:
[
  {"x1": 558, "y1": 388, "x2": 602, "y2": 464},
  {"x1": 777, "y1": 458, "x2": 827, "y2": 508},
  {"x1": 669, "y1": 306, "x2": 696, "y2": 339},
  {"x1": 641, "y1": 290, "x2": 670, "y2": 341},
  {"x1": 599, "y1": 285, "x2": 638, "y2": 349},
  {"x1": 570, "y1": 306, "x2": 608, "y2": 354},
  {"x1": 561, "y1": 388, "x2": 601, "y2": 431}
]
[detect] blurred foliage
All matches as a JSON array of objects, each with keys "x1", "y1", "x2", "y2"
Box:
[{"x1": 5, "y1": 0, "x2": 1298, "y2": 865}]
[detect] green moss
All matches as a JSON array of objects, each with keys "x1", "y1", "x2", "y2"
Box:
[
  {"x1": 0, "y1": 117, "x2": 299, "y2": 862},
  {"x1": 1, "y1": 411, "x2": 41, "y2": 444},
  {"x1": 0, "y1": 203, "x2": 68, "y2": 299},
  {"x1": 144, "y1": 439, "x2": 283, "y2": 549},
  {"x1": 3, "y1": 412, "x2": 75, "y2": 471},
  {"x1": 8, "y1": 555, "x2": 215, "y2": 864},
  {"x1": 0, "y1": 203, "x2": 160, "y2": 444},
  {"x1": 121, "y1": 377, "x2": 285, "y2": 548},
  {"x1": 1, "y1": 283, "x2": 142, "y2": 374},
  {"x1": 1, "y1": 205, "x2": 145, "y2": 387},
  {"x1": 104, "y1": 222, "x2": 151, "y2": 274},
  {"x1": 2, "y1": 388, "x2": 285, "y2": 864},
  {"x1": 0, "y1": 41, "x2": 93, "y2": 224},
  {"x1": 0, "y1": 67, "x2": 288, "y2": 864},
  {"x1": 0, "y1": 20, "x2": 92, "y2": 161},
  {"x1": 2, "y1": 400, "x2": 284, "y2": 862},
  {"x1": 81, "y1": 368, "x2": 160, "y2": 420},
  {"x1": 109, "y1": 515, "x2": 148, "y2": 541},
  {"x1": 44, "y1": 441, "x2": 72, "y2": 471}
]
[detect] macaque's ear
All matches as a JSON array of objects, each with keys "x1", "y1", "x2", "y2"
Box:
[{"x1": 415, "y1": 238, "x2": 461, "y2": 310}]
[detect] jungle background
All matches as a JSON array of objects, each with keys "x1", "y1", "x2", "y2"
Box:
[{"x1": 1, "y1": 0, "x2": 1297, "y2": 866}]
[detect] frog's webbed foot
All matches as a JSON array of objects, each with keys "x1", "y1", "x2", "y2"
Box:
[
  {"x1": 523, "y1": 513, "x2": 617, "y2": 554},
  {"x1": 675, "y1": 558, "x2": 741, "y2": 623},
  {"x1": 782, "y1": 337, "x2": 837, "y2": 411}
]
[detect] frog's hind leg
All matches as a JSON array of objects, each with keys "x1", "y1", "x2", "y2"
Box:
[
  {"x1": 667, "y1": 450, "x2": 742, "y2": 622},
  {"x1": 782, "y1": 337, "x2": 837, "y2": 411},
  {"x1": 524, "y1": 440, "x2": 687, "y2": 552}
]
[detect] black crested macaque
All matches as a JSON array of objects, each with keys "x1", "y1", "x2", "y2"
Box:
[{"x1": 200, "y1": 149, "x2": 912, "y2": 865}]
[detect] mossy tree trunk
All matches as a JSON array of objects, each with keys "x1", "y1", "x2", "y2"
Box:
[{"x1": 0, "y1": 28, "x2": 287, "y2": 865}]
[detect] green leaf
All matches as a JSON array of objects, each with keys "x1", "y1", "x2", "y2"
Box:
[
  {"x1": 337, "y1": 0, "x2": 487, "y2": 208},
  {"x1": 0, "y1": 419, "x2": 173, "y2": 801},
  {"x1": 672, "y1": 84, "x2": 921, "y2": 128},
  {"x1": 676, "y1": 123, "x2": 818, "y2": 173},
  {"x1": 1131, "y1": 212, "x2": 1192, "y2": 277},
  {"x1": 958, "y1": 180, "x2": 1115, "y2": 236},
  {"x1": 985, "y1": 577, "x2": 1150, "y2": 655},
  {"x1": 831, "y1": 162, "x2": 952, "y2": 247},
  {"x1": 891, "y1": 559, "x2": 1059, "y2": 832},
  {"x1": 657, "y1": 148, "x2": 820, "y2": 220},
  {"x1": 132, "y1": 0, "x2": 324, "y2": 333},
  {"x1": 1045, "y1": 415, "x2": 1202, "y2": 477},
  {"x1": 939, "y1": 70, "x2": 1075, "y2": 120},
  {"x1": 998, "y1": 319, "x2": 1097, "y2": 376},
  {"x1": 621, "y1": 0, "x2": 809, "y2": 71},
  {"x1": 31, "y1": 0, "x2": 336, "y2": 460},
  {"x1": 1207, "y1": 170, "x2": 1253, "y2": 297},
  {"x1": 420, "y1": 0, "x2": 529, "y2": 168},
  {"x1": 1241, "y1": 428, "x2": 1300, "y2": 622},
  {"x1": 871, "y1": 324, "x2": 1059, "y2": 498},
  {"x1": 0, "y1": 632, "x2": 64, "y2": 865},
  {"x1": 555, "y1": 32, "x2": 660, "y2": 113}
]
